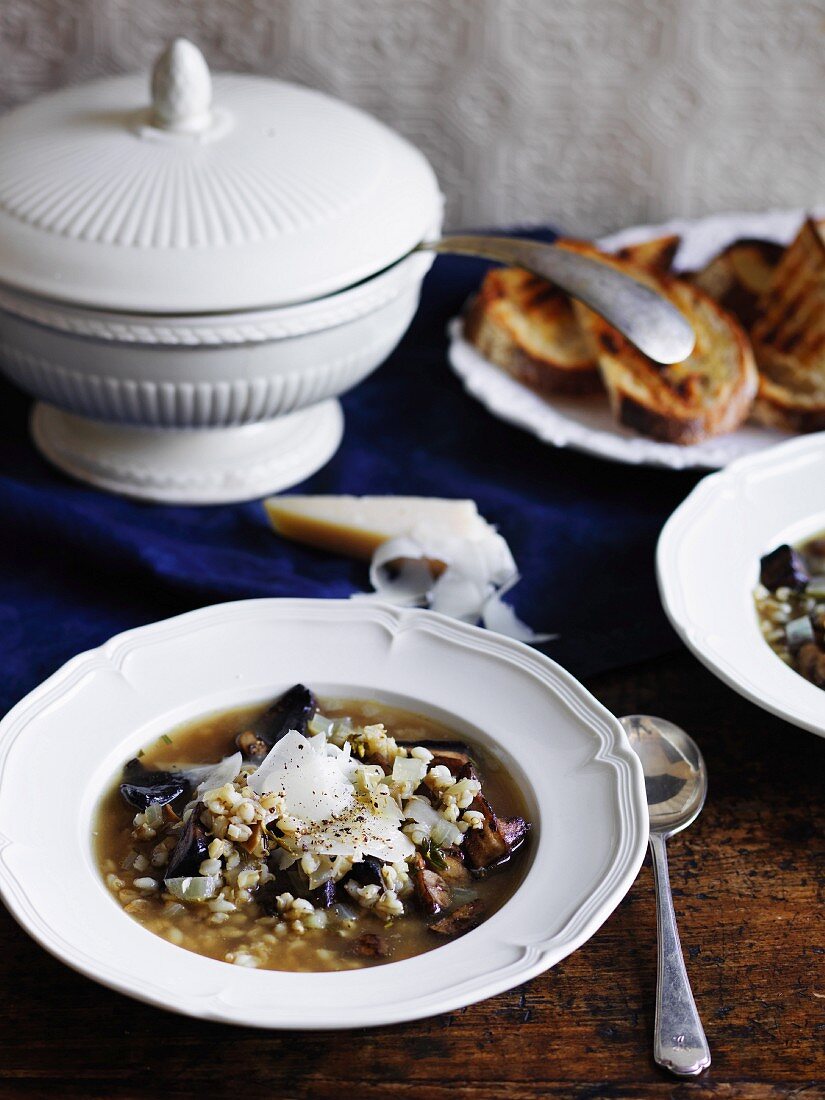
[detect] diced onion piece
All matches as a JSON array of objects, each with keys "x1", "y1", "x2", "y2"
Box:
[
  {"x1": 308, "y1": 713, "x2": 335, "y2": 738},
  {"x1": 268, "y1": 849, "x2": 299, "y2": 871},
  {"x1": 392, "y1": 756, "x2": 428, "y2": 786},
  {"x1": 331, "y1": 902, "x2": 358, "y2": 923},
  {"x1": 430, "y1": 816, "x2": 464, "y2": 848},
  {"x1": 307, "y1": 857, "x2": 335, "y2": 891},
  {"x1": 144, "y1": 803, "x2": 164, "y2": 829},
  {"x1": 165, "y1": 875, "x2": 221, "y2": 902},
  {"x1": 355, "y1": 764, "x2": 386, "y2": 794},
  {"x1": 329, "y1": 717, "x2": 354, "y2": 747},
  {"x1": 404, "y1": 795, "x2": 463, "y2": 847},
  {"x1": 787, "y1": 615, "x2": 816, "y2": 650},
  {"x1": 805, "y1": 575, "x2": 825, "y2": 599},
  {"x1": 404, "y1": 794, "x2": 438, "y2": 831},
  {"x1": 196, "y1": 751, "x2": 242, "y2": 797},
  {"x1": 307, "y1": 732, "x2": 328, "y2": 755}
]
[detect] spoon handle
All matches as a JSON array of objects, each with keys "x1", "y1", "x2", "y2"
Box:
[
  {"x1": 418, "y1": 234, "x2": 695, "y2": 365},
  {"x1": 649, "y1": 832, "x2": 711, "y2": 1076}
]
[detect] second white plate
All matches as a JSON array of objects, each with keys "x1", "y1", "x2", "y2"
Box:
[
  {"x1": 447, "y1": 209, "x2": 824, "y2": 470},
  {"x1": 657, "y1": 432, "x2": 825, "y2": 737}
]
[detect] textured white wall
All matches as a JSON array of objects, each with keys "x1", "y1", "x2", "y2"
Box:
[{"x1": 0, "y1": 0, "x2": 823, "y2": 235}]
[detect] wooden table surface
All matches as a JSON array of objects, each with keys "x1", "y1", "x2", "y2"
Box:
[{"x1": 0, "y1": 648, "x2": 822, "y2": 1099}]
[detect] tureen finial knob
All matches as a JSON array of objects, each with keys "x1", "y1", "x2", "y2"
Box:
[{"x1": 150, "y1": 38, "x2": 212, "y2": 134}]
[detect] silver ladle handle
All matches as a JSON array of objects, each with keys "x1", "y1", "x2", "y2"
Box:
[
  {"x1": 418, "y1": 234, "x2": 695, "y2": 366},
  {"x1": 649, "y1": 832, "x2": 711, "y2": 1076}
]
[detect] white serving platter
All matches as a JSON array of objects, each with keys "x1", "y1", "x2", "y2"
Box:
[
  {"x1": 657, "y1": 433, "x2": 825, "y2": 737},
  {"x1": 448, "y1": 209, "x2": 825, "y2": 470},
  {"x1": 0, "y1": 599, "x2": 647, "y2": 1028}
]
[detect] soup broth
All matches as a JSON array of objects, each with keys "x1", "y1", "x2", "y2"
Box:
[{"x1": 94, "y1": 695, "x2": 531, "y2": 973}]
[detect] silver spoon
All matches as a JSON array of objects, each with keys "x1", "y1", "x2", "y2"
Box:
[
  {"x1": 620, "y1": 714, "x2": 711, "y2": 1077},
  {"x1": 417, "y1": 235, "x2": 695, "y2": 365}
]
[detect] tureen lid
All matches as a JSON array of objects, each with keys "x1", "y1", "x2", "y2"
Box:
[{"x1": 0, "y1": 40, "x2": 442, "y2": 314}]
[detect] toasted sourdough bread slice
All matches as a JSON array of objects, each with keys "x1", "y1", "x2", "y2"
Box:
[
  {"x1": 750, "y1": 218, "x2": 825, "y2": 432},
  {"x1": 562, "y1": 241, "x2": 758, "y2": 443},
  {"x1": 463, "y1": 234, "x2": 680, "y2": 397},
  {"x1": 612, "y1": 233, "x2": 681, "y2": 273},
  {"x1": 688, "y1": 238, "x2": 784, "y2": 329},
  {"x1": 463, "y1": 266, "x2": 601, "y2": 395}
]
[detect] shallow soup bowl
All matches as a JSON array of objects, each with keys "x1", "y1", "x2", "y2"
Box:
[{"x1": 0, "y1": 599, "x2": 646, "y2": 1028}]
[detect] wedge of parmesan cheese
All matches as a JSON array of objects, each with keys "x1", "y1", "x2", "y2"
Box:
[{"x1": 264, "y1": 495, "x2": 494, "y2": 561}]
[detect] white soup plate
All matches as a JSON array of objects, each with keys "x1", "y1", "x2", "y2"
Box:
[{"x1": 0, "y1": 599, "x2": 647, "y2": 1028}]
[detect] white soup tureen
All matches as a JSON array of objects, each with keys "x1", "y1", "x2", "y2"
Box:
[{"x1": 0, "y1": 39, "x2": 442, "y2": 502}]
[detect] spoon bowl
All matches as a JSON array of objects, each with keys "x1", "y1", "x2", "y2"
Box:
[{"x1": 621, "y1": 714, "x2": 708, "y2": 837}]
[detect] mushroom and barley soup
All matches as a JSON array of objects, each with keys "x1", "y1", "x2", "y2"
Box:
[
  {"x1": 95, "y1": 686, "x2": 531, "y2": 972},
  {"x1": 754, "y1": 531, "x2": 825, "y2": 689}
]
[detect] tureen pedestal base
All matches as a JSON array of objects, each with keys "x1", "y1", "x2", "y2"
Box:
[{"x1": 30, "y1": 400, "x2": 344, "y2": 505}]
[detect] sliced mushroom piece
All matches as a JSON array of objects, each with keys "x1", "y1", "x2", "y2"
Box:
[
  {"x1": 427, "y1": 748, "x2": 472, "y2": 773},
  {"x1": 399, "y1": 740, "x2": 475, "y2": 773},
  {"x1": 253, "y1": 879, "x2": 281, "y2": 917},
  {"x1": 164, "y1": 804, "x2": 209, "y2": 881},
  {"x1": 349, "y1": 933, "x2": 391, "y2": 959},
  {"x1": 497, "y1": 816, "x2": 531, "y2": 853},
  {"x1": 808, "y1": 608, "x2": 825, "y2": 644},
  {"x1": 119, "y1": 758, "x2": 188, "y2": 811},
  {"x1": 462, "y1": 791, "x2": 510, "y2": 870},
  {"x1": 347, "y1": 856, "x2": 384, "y2": 886},
  {"x1": 457, "y1": 760, "x2": 481, "y2": 784},
  {"x1": 262, "y1": 864, "x2": 337, "y2": 909},
  {"x1": 440, "y1": 851, "x2": 472, "y2": 887},
  {"x1": 236, "y1": 730, "x2": 269, "y2": 761},
  {"x1": 411, "y1": 852, "x2": 451, "y2": 915},
  {"x1": 257, "y1": 683, "x2": 316, "y2": 743},
  {"x1": 242, "y1": 821, "x2": 265, "y2": 857},
  {"x1": 429, "y1": 899, "x2": 486, "y2": 937},
  {"x1": 310, "y1": 879, "x2": 337, "y2": 909},
  {"x1": 237, "y1": 683, "x2": 317, "y2": 761},
  {"x1": 759, "y1": 544, "x2": 809, "y2": 592},
  {"x1": 797, "y1": 642, "x2": 825, "y2": 688}
]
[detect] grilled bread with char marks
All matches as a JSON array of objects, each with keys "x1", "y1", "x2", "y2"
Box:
[
  {"x1": 750, "y1": 218, "x2": 825, "y2": 432},
  {"x1": 463, "y1": 234, "x2": 680, "y2": 398},
  {"x1": 612, "y1": 233, "x2": 681, "y2": 274},
  {"x1": 689, "y1": 238, "x2": 784, "y2": 329},
  {"x1": 564, "y1": 241, "x2": 758, "y2": 444},
  {"x1": 463, "y1": 265, "x2": 601, "y2": 395}
]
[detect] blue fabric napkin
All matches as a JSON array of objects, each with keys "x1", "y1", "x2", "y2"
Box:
[{"x1": 0, "y1": 229, "x2": 702, "y2": 717}]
